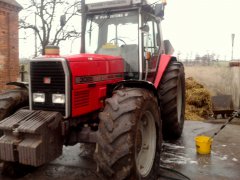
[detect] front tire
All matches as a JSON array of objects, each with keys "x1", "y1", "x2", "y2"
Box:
[
  {"x1": 158, "y1": 61, "x2": 185, "y2": 139},
  {"x1": 0, "y1": 88, "x2": 28, "y2": 136},
  {"x1": 94, "y1": 88, "x2": 162, "y2": 180},
  {"x1": 0, "y1": 88, "x2": 28, "y2": 120}
]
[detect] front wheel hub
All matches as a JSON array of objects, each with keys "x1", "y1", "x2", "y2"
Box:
[{"x1": 135, "y1": 111, "x2": 157, "y2": 177}]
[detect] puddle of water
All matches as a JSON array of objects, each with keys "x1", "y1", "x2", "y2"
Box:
[
  {"x1": 161, "y1": 143, "x2": 195, "y2": 166},
  {"x1": 218, "y1": 155, "x2": 228, "y2": 161},
  {"x1": 232, "y1": 158, "x2": 238, "y2": 162},
  {"x1": 162, "y1": 143, "x2": 185, "y2": 149},
  {"x1": 189, "y1": 160, "x2": 198, "y2": 164}
]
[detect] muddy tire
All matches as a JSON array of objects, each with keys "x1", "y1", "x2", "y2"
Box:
[
  {"x1": 158, "y1": 61, "x2": 185, "y2": 139},
  {"x1": 0, "y1": 88, "x2": 28, "y2": 136},
  {"x1": 94, "y1": 88, "x2": 162, "y2": 180}
]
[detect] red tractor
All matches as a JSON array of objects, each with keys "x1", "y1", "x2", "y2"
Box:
[{"x1": 0, "y1": 0, "x2": 185, "y2": 179}]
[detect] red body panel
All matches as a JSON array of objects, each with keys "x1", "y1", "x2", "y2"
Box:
[
  {"x1": 65, "y1": 54, "x2": 124, "y2": 117},
  {"x1": 41, "y1": 53, "x2": 171, "y2": 117},
  {"x1": 154, "y1": 54, "x2": 172, "y2": 88}
]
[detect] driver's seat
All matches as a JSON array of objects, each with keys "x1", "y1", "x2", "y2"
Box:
[{"x1": 97, "y1": 44, "x2": 121, "y2": 57}]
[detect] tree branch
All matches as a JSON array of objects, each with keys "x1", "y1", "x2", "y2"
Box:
[
  {"x1": 20, "y1": 0, "x2": 81, "y2": 55},
  {"x1": 19, "y1": 21, "x2": 43, "y2": 44}
]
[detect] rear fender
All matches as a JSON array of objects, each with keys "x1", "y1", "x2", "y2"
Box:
[{"x1": 154, "y1": 55, "x2": 177, "y2": 88}]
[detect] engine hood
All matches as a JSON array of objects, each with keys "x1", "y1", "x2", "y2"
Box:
[
  {"x1": 63, "y1": 53, "x2": 123, "y2": 62},
  {"x1": 64, "y1": 53, "x2": 124, "y2": 80}
]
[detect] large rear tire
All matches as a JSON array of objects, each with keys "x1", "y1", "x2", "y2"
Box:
[
  {"x1": 94, "y1": 88, "x2": 162, "y2": 180},
  {"x1": 158, "y1": 61, "x2": 185, "y2": 139},
  {"x1": 0, "y1": 88, "x2": 28, "y2": 136}
]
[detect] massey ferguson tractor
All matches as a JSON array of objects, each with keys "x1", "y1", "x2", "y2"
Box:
[{"x1": 0, "y1": 0, "x2": 185, "y2": 179}]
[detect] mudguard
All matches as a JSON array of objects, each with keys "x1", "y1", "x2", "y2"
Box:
[
  {"x1": 6, "y1": 82, "x2": 28, "y2": 89},
  {"x1": 154, "y1": 54, "x2": 176, "y2": 88},
  {"x1": 0, "y1": 109, "x2": 63, "y2": 167}
]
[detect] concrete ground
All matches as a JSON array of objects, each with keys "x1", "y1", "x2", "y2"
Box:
[
  {"x1": 160, "y1": 120, "x2": 240, "y2": 180},
  {"x1": 0, "y1": 120, "x2": 239, "y2": 180}
]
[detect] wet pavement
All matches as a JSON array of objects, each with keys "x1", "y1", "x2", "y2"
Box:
[
  {"x1": 160, "y1": 120, "x2": 240, "y2": 180},
  {"x1": 0, "y1": 120, "x2": 240, "y2": 180}
]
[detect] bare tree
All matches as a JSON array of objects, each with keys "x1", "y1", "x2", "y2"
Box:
[{"x1": 19, "y1": 0, "x2": 81, "y2": 55}]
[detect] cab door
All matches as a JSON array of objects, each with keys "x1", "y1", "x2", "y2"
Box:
[{"x1": 141, "y1": 15, "x2": 161, "y2": 82}]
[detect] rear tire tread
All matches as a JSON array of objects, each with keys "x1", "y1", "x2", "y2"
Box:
[{"x1": 158, "y1": 62, "x2": 185, "y2": 139}]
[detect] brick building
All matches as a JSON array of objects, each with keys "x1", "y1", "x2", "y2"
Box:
[{"x1": 0, "y1": 0, "x2": 22, "y2": 91}]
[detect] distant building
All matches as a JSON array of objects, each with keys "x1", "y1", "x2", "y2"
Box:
[{"x1": 0, "y1": 0, "x2": 22, "y2": 90}]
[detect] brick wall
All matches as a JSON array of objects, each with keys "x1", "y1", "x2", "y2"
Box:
[{"x1": 0, "y1": 1, "x2": 21, "y2": 91}]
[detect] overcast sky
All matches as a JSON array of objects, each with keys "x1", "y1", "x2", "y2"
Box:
[
  {"x1": 17, "y1": 0, "x2": 240, "y2": 60},
  {"x1": 162, "y1": 0, "x2": 240, "y2": 60}
]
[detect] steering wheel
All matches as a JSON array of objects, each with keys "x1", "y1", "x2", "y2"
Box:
[{"x1": 109, "y1": 38, "x2": 126, "y2": 45}]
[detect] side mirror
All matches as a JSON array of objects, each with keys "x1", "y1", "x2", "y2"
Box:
[
  {"x1": 155, "y1": 4, "x2": 165, "y2": 18},
  {"x1": 60, "y1": 15, "x2": 66, "y2": 27},
  {"x1": 140, "y1": 25, "x2": 149, "y2": 33},
  {"x1": 164, "y1": 40, "x2": 174, "y2": 55}
]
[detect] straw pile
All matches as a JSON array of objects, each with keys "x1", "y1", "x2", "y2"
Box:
[{"x1": 185, "y1": 77, "x2": 212, "y2": 120}]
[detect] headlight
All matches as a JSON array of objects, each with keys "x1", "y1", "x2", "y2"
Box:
[
  {"x1": 52, "y1": 94, "x2": 65, "y2": 104},
  {"x1": 33, "y1": 93, "x2": 45, "y2": 103}
]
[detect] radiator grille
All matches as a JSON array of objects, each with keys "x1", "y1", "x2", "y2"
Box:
[{"x1": 30, "y1": 61, "x2": 66, "y2": 116}]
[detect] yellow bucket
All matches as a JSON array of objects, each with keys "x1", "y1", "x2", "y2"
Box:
[{"x1": 195, "y1": 135, "x2": 213, "y2": 154}]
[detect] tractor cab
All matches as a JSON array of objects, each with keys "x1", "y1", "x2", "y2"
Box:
[{"x1": 83, "y1": 0, "x2": 166, "y2": 81}]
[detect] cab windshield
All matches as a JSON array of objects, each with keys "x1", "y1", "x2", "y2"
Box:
[{"x1": 85, "y1": 11, "x2": 139, "y2": 74}]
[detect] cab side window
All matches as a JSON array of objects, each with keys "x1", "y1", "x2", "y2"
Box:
[
  {"x1": 143, "y1": 18, "x2": 160, "y2": 72},
  {"x1": 143, "y1": 21, "x2": 160, "y2": 54}
]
